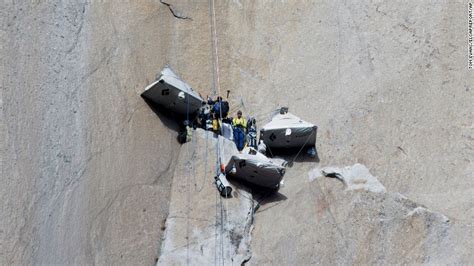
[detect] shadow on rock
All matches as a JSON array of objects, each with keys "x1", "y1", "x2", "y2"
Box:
[
  {"x1": 257, "y1": 191, "x2": 287, "y2": 205},
  {"x1": 227, "y1": 179, "x2": 288, "y2": 207},
  {"x1": 142, "y1": 97, "x2": 183, "y2": 132},
  {"x1": 252, "y1": 190, "x2": 287, "y2": 214},
  {"x1": 268, "y1": 146, "x2": 320, "y2": 167}
]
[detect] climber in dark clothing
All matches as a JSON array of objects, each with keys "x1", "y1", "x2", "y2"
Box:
[
  {"x1": 197, "y1": 104, "x2": 212, "y2": 130},
  {"x1": 207, "y1": 96, "x2": 230, "y2": 132},
  {"x1": 208, "y1": 96, "x2": 229, "y2": 119},
  {"x1": 246, "y1": 117, "x2": 258, "y2": 149}
]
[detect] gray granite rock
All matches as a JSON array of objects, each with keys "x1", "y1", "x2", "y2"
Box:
[
  {"x1": 1, "y1": 0, "x2": 472, "y2": 264},
  {"x1": 158, "y1": 129, "x2": 253, "y2": 265}
]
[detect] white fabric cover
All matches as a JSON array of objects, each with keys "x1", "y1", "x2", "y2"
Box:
[
  {"x1": 141, "y1": 66, "x2": 203, "y2": 114},
  {"x1": 158, "y1": 66, "x2": 202, "y2": 100},
  {"x1": 262, "y1": 112, "x2": 314, "y2": 130},
  {"x1": 225, "y1": 147, "x2": 286, "y2": 188},
  {"x1": 260, "y1": 112, "x2": 317, "y2": 149}
]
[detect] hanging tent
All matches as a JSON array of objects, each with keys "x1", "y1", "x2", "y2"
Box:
[
  {"x1": 141, "y1": 66, "x2": 204, "y2": 115},
  {"x1": 260, "y1": 108, "x2": 317, "y2": 149},
  {"x1": 225, "y1": 147, "x2": 286, "y2": 190}
]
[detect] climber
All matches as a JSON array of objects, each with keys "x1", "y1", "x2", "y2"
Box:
[
  {"x1": 197, "y1": 103, "x2": 212, "y2": 130},
  {"x1": 207, "y1": 96, "x2": 220, "y2": 132},
  {"x1": 246, "y1": 117, "x2": 258, "y2": 149},
  {"x1": 208, "y1": 96, "x2": 230, "y2": 133},
  {"x1": 208, "y1": 96, "x2": 229, "y2": 119},
  {"x1": 232, "y1": 110, "x2": 247, "y2": 151}
]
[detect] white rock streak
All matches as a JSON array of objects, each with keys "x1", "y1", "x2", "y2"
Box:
[{"x1": 313, "y1": 163, "x2": 387, "y2": 193}]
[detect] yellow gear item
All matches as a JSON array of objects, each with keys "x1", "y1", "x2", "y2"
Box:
[
  {"x1": 212, "y1": 118, "x2": 221, "y2": 131},
  {"x1": 232, "y1": 117, "x2": 247, "y2": 128}
]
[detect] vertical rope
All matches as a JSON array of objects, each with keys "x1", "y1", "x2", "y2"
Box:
[
  {"x1": 208, "y1": 1, "x2": 219, "y2": 261},
  {"x1": 185, "y1": 95, "x2": 190, "y2": 266},
  {"x1": 210, "y1": 0, "x2": 221, "y2": 97},
  {"x1": 214, "y1": 184, "x2": 218, "y2": 266},
  {"x1": 211, "y1": 0, "x2": 224, "y2": 264},
  {"x1": 208, "y1": 0, "x2": 216, "y2": 97},
  {"x1": 209, "y1": 0, "x2": 228, "y2": 264}
]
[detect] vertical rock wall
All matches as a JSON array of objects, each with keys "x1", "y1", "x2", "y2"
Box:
[
  {"x1": 158, "y1": 129, "x2": 254, "y2": 265},
  {"x1": 1, "y1": 1, "x2": 210, "y2": 264},
  {"x1": 1, "y1": 0, "x2": 472, "y2": 264}
]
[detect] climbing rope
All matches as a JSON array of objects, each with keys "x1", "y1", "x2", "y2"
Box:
[
  {"x1": 197, "y1": 131, "x2": 209, "y2": 192},
  {"x1": 214, "y1": 136, "x2": 226, "y2": 266},
  {"x1": 214, "y1": 168, "x2": 219, "y2": 266},
  {"x1": 185, "y1": 95, "x2": 191, "y2": 266},
  {"x1": 186, "y1": 151, "x2": 191, "y2": 266},
  {"x1": 266, "y1": 144, "x2": 275, "y2": 158},
  {"x1": 288, "y1": 132, "x2": 315, "y2": 165},
  {"x1": 210, "y1": 0, "x2": 221, "y2": 97},
  {"x1": 208, "y1": 0, "x2": 230, "y2": 263}
]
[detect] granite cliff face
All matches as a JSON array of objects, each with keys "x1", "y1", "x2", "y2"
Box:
[{"x1": 1, "y1": 0, "x2": 472, "y2": 264}]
